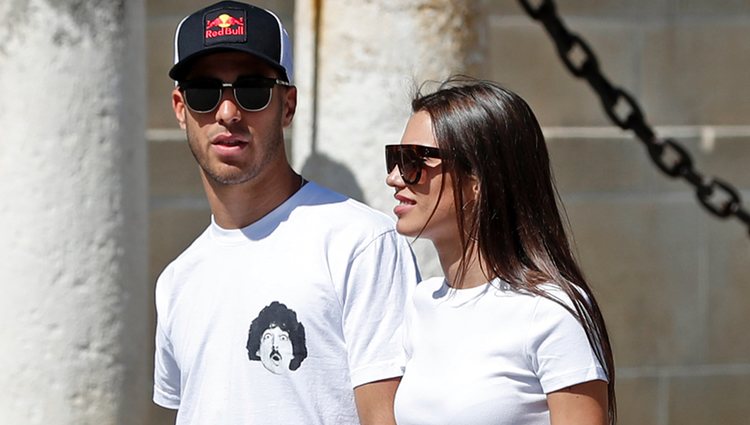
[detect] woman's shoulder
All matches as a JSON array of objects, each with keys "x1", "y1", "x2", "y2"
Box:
[
  {"x1": 525, "y1": 283, "x2": 593, "y2": 335},
  {"x1": 415, "y1": 276, "x2": 446, "y2": 292}
]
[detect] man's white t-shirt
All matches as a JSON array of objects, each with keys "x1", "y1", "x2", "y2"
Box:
[
  {"x1": 394, "y1": 277, "x2": 607, "y2": 425},
  {"x1": 153, "y1": 182, "x2": 420, "y2": 424}
]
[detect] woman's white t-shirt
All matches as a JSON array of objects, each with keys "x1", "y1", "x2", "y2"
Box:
[{"x1": 394, "y1": 277, "x2": 607, "y2": 425}]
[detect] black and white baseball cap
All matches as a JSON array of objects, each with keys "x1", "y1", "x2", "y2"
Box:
[{"x1": 169, "y1": 1, "x2": 293, "y2": 82}]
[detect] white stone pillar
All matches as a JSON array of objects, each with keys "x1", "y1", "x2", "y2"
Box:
[
  {"x1": 0, "y1": 1, "x2": 149, "y2": 423},
  {"x1": 293, "y1": 0, "x2": 478, "y2": 276}
]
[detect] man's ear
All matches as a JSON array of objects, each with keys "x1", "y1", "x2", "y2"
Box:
[
  {"x1": 281, "y1": 86, "x2": 297, "y2": 128},
  {"x1": 172, "y1": 87, "x2": 187, "y2": 129},
  {"x1": 256, "y1": 349, "x2": 261, "y2": 356}
]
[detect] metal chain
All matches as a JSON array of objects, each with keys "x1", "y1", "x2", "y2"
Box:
[{"x1": 518, "y1": 0, "x2": 750, "y2": 236}]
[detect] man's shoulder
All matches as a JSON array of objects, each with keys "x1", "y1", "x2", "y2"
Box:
[
  {"x1": 298, "y1": 182, "x2": 396, "y2": 229},
  {"x1": 157, "y1": 225, "x2": 212, "y2": 273}
]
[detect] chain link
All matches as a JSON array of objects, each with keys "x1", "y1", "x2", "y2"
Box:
[{"x1": 519, "y1": 0, "x2": 750, "y2": 236}]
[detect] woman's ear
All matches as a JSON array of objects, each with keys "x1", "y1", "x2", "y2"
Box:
[
  {"x1": 469, "y1": 176, "x2": 481, "y2": 199},
  {"x1": 461, "y1": 176, "x2": 481, "y2": 211}
]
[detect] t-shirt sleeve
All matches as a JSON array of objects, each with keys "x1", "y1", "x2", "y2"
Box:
[
  {"x1": 400, "y1": 282, "x2": 417, "y2": 369},
  {"x1": 341, "y1": 230, "x2": 420, "y2": 388},
  {"x1": 153, "y1": 270, "x2": 181, "y2": 409},
  {"x1": 527, "y1": 294, "x2": 608, "y2": 394}
]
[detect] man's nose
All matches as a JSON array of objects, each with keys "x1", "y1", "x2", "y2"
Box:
[{"x1": 215, "y1": 88, "x2": 241, "y2": 124}]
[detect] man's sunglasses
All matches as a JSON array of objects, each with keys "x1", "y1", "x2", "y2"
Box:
[
  {"x1": 385, "y1": 144, "x2": 442, "y2": 185},
  {"x1": 178, "y1": 77, "x2": 292, "y2": 113}
]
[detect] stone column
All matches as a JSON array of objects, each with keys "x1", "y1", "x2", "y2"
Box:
[
  {"x1": 293, "y1": 0, "x2": 478, "y2": 275},
  {"x1": 0, "y1": 0, "x2": 149, "y2": 423}
]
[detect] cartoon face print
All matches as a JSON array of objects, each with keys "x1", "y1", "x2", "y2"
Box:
[
  {"x1": 258, "y1": 324, "x2": 294, "y2": 374},
  {"x1": 247, "y1": 301, "x2": 307, "y2": 375}
]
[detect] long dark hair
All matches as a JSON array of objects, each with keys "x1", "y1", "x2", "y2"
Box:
[{"x1": 412, "y1": 76, "x2": 616, "y2": 423}]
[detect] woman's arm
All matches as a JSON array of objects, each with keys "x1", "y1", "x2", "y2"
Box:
[
  {"x1": 353, "y1": 377, "x2": 401, "y2": 425},
  {"x1": 547, "y1": 379, "x2": 609, "y2": 425}
]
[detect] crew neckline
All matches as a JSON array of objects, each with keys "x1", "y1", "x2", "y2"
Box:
[
  {"x1": 209, "y1": 181, "x2": 315, "y2": 244},
  {"x1": 431, "y1": 276, "x2": 512, "y2": 306}
]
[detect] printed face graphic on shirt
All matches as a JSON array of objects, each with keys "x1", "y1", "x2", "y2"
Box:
[
  {"x1": 258, "y1": 325, "x2": 293, "y2": 374},
  {"x1": 247, "y1": 301, "x2": 308, "y2": 374}
]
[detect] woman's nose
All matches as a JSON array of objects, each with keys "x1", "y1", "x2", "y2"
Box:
[{"x1": 385, "y1": 166, "x2": 405, "y2": 187}]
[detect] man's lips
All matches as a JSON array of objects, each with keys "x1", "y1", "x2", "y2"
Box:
[
  {"x1": 211, "y1": 134, "x2": 248, "y2": 154},
  {"x1": 212, "y1": 133, "x2": 248, "y2": 146}
]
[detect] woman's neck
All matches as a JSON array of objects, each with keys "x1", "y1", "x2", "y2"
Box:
[{"x1": 435, "y1": 239, "x2": 490, "y2": 289}]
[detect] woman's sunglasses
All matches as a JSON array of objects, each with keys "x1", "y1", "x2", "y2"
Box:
[
  {"x1": 178, "y1": 76, "x2": 292, "y2": 113},
  {"x1": 385, "y1": 144, "x2": 442, "y2": 185}
]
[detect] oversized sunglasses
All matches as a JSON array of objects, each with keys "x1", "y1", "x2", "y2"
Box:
[
  {"x1": 385, "y1": 144, "x2": 442, "y2": 185},
  {"x1": 178, "y1": 77, "x2": 292, "y2": 113}
]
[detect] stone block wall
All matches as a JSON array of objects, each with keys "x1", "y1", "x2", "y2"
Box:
[
  {"x1": 478, "y1": 1, "x2": 750, "y2": 424},
  {"x1": 145, "y1": 1, "x2": 750, "y2": 424}
]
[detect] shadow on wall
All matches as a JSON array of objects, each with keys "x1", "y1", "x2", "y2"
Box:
[{"x1": 301, "y1": 152, "x2": 366, "y2": 204}]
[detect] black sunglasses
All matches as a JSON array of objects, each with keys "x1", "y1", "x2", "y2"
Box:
[
  {"x1": 385, "y1": 144, "x2": 442, "y2": 185},
  {"x1": 178, "y1": 76, "x2": 292, "y2": 113}
]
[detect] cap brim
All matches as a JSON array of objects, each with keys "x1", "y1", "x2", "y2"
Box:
[{"x1": 168, "y1": 47, "x2": 290, "y2": 82}]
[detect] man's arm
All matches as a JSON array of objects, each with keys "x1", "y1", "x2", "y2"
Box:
[
  {"x1": 341, "y1": 228, "x2": 417, "y2": 424},
  {"x1": 152, "y1": 405, "x2": 178, "y2": 424},
  {"x1": 353, "y1": 377, "x2": 401, "y2": 425}
]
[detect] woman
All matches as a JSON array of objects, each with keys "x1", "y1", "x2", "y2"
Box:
[{"x1": 386, "y1": 77, "x2": 616, "y2": 425}]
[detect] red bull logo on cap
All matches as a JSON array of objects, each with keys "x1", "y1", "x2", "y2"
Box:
[{"x1": 205, "y1": 12, "x2": 245, "y2": 39}]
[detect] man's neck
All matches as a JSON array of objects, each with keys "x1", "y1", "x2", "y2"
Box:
[{"x1": 202, "y1": 166, "x2": 302, "y2": 229}]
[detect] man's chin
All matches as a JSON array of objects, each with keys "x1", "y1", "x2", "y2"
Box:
[{"x1": 204, "y1": 168, "x2": 255, "y2": 185}]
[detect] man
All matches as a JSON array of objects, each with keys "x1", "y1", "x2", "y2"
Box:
[{"x1": 152, "y1": 1, "x2": 420, "y2": 424}]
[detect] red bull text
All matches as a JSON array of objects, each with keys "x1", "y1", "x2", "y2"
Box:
[{"x1": 205, "y1": 13, "x2": 245, "y2": 38}]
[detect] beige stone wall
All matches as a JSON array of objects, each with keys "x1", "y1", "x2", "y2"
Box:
[
  {"x1": 478, "y1": 1, "x2": 750, "y2": 424},
  {"x1": 145, "y1": 0, "x2": 750, "y2": 424}
]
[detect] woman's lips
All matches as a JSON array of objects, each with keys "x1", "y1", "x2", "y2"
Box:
[{"x1": 393, "y1": 194, "x2": 416, "y2": 216}]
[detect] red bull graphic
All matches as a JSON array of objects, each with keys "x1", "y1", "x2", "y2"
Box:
[{"x1": 205, "y1": 13, "x2": 245, "y2": 38}]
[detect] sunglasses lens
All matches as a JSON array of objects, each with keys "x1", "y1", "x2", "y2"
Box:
[
  {"x1": 181, "y1": 78, "x2": 278, "y2": 113},
  {"x1": 234, "y1": 87, "x2": 272, "y2": 111},
  {"x1": 400, "y1": 158, "x2": 420, "y2": 184},
  {"x1": 183, "y1": 86, "x2": 221, "y2": 113},
  {"x1": 386, "y1": 146, "x2": 420, "y2": 184}
]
